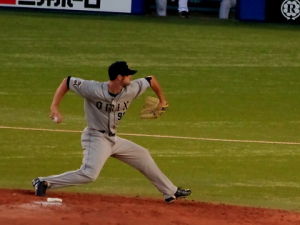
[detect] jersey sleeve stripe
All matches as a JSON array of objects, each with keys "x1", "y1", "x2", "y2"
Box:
[
  {"x1": 145, "y1": 76, "x2": 152, "y2": 86},
  {"x1": 66, "y1": 76, "x2": 71, "y2": 89}
]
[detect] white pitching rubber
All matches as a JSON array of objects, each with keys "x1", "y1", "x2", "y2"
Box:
[{"x1": 47, "y1": 197, "x2": 63, "y2": 203}]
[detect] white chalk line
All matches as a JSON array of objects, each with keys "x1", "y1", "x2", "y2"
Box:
[{"x1": 1, "y1": 125, "x2": 300, "y2": 145}]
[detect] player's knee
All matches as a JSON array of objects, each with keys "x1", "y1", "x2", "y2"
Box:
[
  {"x1": 85, "y1": 171, "x2": 99, "y2": 182},
  {"x1": 81, "y1": 168, "x2": 99, "y2": 182}
]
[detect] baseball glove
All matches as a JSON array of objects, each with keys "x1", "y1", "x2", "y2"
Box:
[{"x1": 140, "y1": 96, "x2": 169, "y2": 119}]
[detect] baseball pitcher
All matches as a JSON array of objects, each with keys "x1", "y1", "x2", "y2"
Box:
[{"x1": 32, "y1": 61, "x2": 191, "y2": 203}]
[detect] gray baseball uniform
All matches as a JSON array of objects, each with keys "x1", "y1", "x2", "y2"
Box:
[{"x1": 39, "y1": 76, "x2": 177, "y2": 198}]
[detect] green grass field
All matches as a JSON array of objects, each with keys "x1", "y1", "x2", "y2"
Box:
[{"x1": 1, "y1": 9, "x2": 300, "y2": 211}]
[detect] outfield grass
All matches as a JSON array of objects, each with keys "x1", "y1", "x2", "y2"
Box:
[{"x1": 1, "y1": 10, "x2": 300, "y2": 211}]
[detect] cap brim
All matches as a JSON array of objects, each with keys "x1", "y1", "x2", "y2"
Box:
[
  {"x1": 122, "y1": 69, "x2": 137, "y2": 76},
  {"x1": 130, "y1": 70, "x2": 137, "y2": 75}
]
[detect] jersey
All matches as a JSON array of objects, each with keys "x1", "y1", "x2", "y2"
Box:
[{"x1": 67, "y1": 76, "x2": 150, "y2": 135}]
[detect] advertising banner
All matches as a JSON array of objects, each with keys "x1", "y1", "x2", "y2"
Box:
[
  {"x1": 237, "y1": 0, "x2": 300, "y2": 24},
  {"x1": 0, "y1": 0, "x2": 140, "y2": 13}
]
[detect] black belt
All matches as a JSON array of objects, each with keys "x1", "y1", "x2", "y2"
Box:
[{"x1": 98, "y1": 130, "x2": 115, "y2": 137}]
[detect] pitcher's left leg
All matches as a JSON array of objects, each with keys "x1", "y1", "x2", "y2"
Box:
[{"x1": 112, "y1": 137, "x2": 177, "y2": 197}]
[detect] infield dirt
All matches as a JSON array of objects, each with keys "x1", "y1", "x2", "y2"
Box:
[{"x1": 1, "y1": 189, "x2": 300, "y2": 225}]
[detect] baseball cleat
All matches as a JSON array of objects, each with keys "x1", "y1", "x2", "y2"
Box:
[
  {"x1": 179, "y1": 11, "x2": 190, "y2": 18},
  {"x1": 32, "y1": 178, "x2": 48, "y2": 196},
  {"x1": 165, "y1": 187, "x2": 192, "y2": 203}
]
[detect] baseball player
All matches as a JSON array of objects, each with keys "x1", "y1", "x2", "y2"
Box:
[{"x1": 32, "y1": 61, "x2": 191, "y2": 203}]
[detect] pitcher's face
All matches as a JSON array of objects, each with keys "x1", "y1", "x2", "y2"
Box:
[{"x1": 121, "y1": 75, "x2": 132, "y2": 87}]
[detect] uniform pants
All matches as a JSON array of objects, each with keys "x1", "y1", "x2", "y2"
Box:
[
  {"x1": 219, "y1": 0, "x2": 236, "y2": 19},
  {"x1": 178, "y1": 0, "x2": 189, "y2": 12},
  {"x1": 156, "y1": 0, "x2": 167, "y2": 16},
  {"x1": 40, "y1": 128, "x2": 177, "y2": 197},
  {"x1": 155, "y1": 0, "x2": 189, "y2": 16}
]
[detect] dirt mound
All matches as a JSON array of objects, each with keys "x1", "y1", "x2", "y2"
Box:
[{"x1": 0, "y1": 189, "x2": 300, "y2": 225}]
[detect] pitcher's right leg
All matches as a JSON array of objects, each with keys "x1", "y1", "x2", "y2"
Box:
[{"x1": 33, "y1": 130, "x2": 112, "y2": 195}]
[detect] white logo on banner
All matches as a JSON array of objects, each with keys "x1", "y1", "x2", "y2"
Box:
[{"x1": 281, "y1": 0, "x2": 300, "y2": 20}]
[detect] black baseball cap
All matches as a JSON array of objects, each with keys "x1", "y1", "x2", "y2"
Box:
[{"x1": 108, "y1": 61, "x2": 137, "y2": 80}]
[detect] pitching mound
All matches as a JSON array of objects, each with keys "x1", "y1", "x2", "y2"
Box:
[{"x1": 1, "y1": 189, "x2": 300, "y2": 225}]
